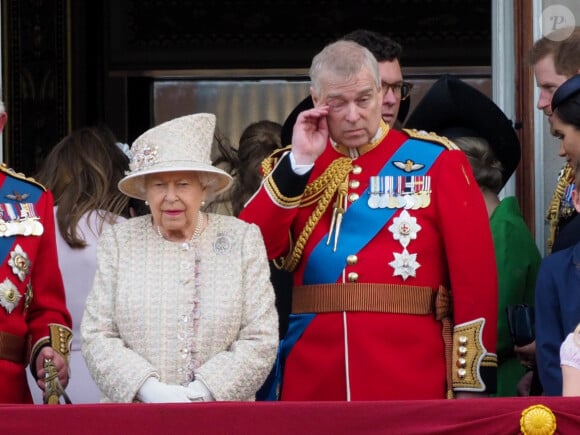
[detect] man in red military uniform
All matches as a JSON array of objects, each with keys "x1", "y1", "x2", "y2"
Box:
[
  {"x1": 0, "y1": 103, "x2": 72, "y2": 403},
  {"x1": 240, "y1": 40, "x2": 498, "y2": 400}
]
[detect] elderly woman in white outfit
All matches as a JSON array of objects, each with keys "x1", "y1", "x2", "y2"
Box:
[{"x1": 81, "y1": 113, "x2": 278, "y2": 403}]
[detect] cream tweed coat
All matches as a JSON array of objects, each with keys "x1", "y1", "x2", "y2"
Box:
[{"x1": 81, "y1": 214, "x2": 278, "y2": 402}]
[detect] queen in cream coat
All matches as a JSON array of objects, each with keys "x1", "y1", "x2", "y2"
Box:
[
  {"x1": 81, "y1": 113, "x2": 278, "y2": 403},
  {"x1": 81, "y1": 213, "x2": 277, "y2": 402}
]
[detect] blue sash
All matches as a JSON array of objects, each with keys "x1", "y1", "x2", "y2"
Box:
[
  {"x1": 303, "y1": 139, "x2": 444, "y2": 284},
  {"x1": 0, "y1": 176, "x2": 43, "y2": 264},
  {"x1": 258, "y1": 313, "x2": 315, "y2": 401}
]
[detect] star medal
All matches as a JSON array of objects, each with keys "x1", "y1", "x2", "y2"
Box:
[
  {"x1": 8, "y1": 245, "x2": 31, "y2": 281},
  {"x1": 0, "y1": 278, "x2": 21, "y2": 313},
  {"x1": 388, "y1": 210, "x2": 421, "y2": 248},
  {"x1": 389, "y1": 249, "x2": 421, "y2": 281}
]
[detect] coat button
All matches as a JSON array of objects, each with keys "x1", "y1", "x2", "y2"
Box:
[
  {"x1": 347, "y1": 272, "x2": 359, "y2": 282},
  {"x1": 349, "y1": 180, "x2": 360, "y2": 189},
  {"x1": 352, "y1": 165, "x2": 362, "y2": 175},
  {"x1": 346, "y1": 254, "x2": 358, "y2": 265},
  {"x1": 348, "y1": 193, "x2": 359, "y2": 202}
]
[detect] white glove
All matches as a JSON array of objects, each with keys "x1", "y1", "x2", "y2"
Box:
[
  {"x1": 186, "y1": 376, "x2": 214, "y2": 402},
  {"x1": 137, "y1": 377, "x2": 191, "y2": 403}
]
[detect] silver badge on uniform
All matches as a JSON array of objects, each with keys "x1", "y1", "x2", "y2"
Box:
[
  {"x1": 8, "y1": 244, "x2": 31, "y2": 281},
  {"x1": 388, "y1": 210, "x2": 422, "y2": 248},
  {"x1": 389, "y1": 249, "x2": 421, "y2": 281},
  {"x1": 0, "y1": 278, "x2": 21, "y2": 313}
]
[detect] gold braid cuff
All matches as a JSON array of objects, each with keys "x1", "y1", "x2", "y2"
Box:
[
  {"x1": 282, "y1": 157, "x2": 353, "y2": 272},
  {"x1": 546, "y1": 163, "x2": 575, "y2": 253},
  {"x1": 264, "y1": 176, "x2": 303, "y2": 208},
  {"x1": 452, "y1": 318, "x2": 497, "y2": 392},
  {"x1": 48, "y1": 324, "x2": 73, "y2": 361},
  {"x1": 30, "y1": 324, "x2": 73, "y2": 367},
  {"x1": 261, "y1": 147, "x2": 304, "y2": 208}
]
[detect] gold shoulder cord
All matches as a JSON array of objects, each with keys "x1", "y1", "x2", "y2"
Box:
[
  {"x1": 261, "y1": 146, "x2": 292, "y2": 177},
  {"x1": 402, "y1": 128, "x2": 460, "y2": 151},
  {"x1": 546, "y1": 164, "x2": 575, "y2": 253},
  {"x1": 282, "y1": 157, "x2": 352, "y2": 272},
  {"x1": 0, "y1": 163, "x2": 47, "y2": 191}
]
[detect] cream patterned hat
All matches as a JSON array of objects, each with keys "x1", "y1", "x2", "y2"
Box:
[{"x1": 118, "y1": 113, "x2": 232, "y2": 200}]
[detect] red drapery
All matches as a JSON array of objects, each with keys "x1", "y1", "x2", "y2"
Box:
[{"x1": 1, "y1": 396, "x2": 578, "y2": 434}]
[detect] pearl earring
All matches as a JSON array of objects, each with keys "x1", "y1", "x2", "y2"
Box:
[
  {"x1": 201, "y1": 200, "x2": 206, "y2": 206},
  {"x1": 145, "y1": 200, "x2": 149, "y2": 206}
]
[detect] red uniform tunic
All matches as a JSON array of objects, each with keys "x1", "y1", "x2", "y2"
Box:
[
  {"x1": 240, "y1": 126, "x2": 498, "y2": 400},
  {"x1": 0, "y1": 167, "x2": 71, "y2": 403}
]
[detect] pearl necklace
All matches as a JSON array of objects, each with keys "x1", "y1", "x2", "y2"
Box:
[{"x1": 156, "y1": 210, "x2": 205, "y2": 251}]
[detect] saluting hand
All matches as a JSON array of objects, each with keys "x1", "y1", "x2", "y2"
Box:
[{"x1": 291, "y1": 105, "x2": 330, "y2": 165}]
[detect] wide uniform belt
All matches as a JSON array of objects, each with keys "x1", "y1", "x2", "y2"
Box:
[
  {"x1": 292, "y1": 283, "x2": 438, "y2": 315},
  {"x1": 0, "y1": 331, "x2": 26, "y2": 364}
]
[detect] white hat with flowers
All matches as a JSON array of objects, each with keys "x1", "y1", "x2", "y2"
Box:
[{"x1": 118, "y1": 113, "x2": 232, "y2": 200}]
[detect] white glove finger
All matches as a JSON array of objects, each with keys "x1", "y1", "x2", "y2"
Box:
[
  {"x1": 165, "y1": 385, "x2": 193, "y2": 403},
  {"x1": 186, "y1": 379, "x2": 213, "y2": 402}
]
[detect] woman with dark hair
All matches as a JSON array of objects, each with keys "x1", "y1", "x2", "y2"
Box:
[
  {"x1": 535, "y1": 75, "x2": 580, "y2": 396},
  {"x1": 30, "y1": 126, "x2": 130, "y2": 403},
  {"x1": 550, "y1": 74, "x2": 580, "y2": 167},
  {"x1": 205, "y1": 120, "x2": 283, "y2": 216},
  {"x1": 230, "y1": 120, "x2": 283, "y2": 216}
]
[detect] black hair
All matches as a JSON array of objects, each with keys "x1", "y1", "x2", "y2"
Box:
[{"x1": 342, "y1": 29, "x2": 402, "y2": 62}]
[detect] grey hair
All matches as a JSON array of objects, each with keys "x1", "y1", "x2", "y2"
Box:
[
  {"x1": 197, "y1": 172, "x2": 221, "y2": 200},
  {"x1": 309, "y1": 40, "x2": 380, "y2": 98}
]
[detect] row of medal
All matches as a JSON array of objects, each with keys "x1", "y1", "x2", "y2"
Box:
[
  {"x1": 0, "y1": 202, "x2": 44, "y2": 237},
  {"x1": 560, "y1": 182, "x2": 576, "y2": 219},
  {"x1": 368, "y1": 175, "x2": 431, "y2": 210}
]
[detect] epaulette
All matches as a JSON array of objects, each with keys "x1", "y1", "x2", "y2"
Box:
[
  {"x1": 403, "y1": 128, "x2": 460, "y2": 151},
  {"x1": 261, "y1": 145, "x2": 292, "y2": 177},
  {"x1": 0, "y1": 163, "x2": 47, "y2": 191}
]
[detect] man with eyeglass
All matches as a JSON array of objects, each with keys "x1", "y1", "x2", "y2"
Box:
[
  {"x1": 280, "y1": 29, "x2": 413, "y2": 146},
  {"x1": 241, "y1": 40, "x2": 498, "y2": 401}
]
